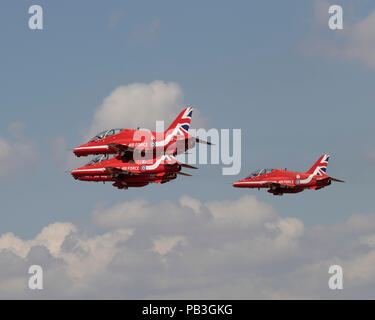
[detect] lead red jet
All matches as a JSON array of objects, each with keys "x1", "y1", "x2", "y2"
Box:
[
  {"x1": 73, "y1": 107, "x2": 211, "y2": 161},
  {"x1": 71, "y1": 154, "x2": 197, "y2": 190},
  {"x1": 233, "y1": 154, "x2": 344, "y2": 195}
]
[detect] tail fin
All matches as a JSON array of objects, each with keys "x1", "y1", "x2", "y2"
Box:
[
  {"x1": 306, "y1": 154, "x2": 330, "y2": 176},
  {"x1": 166, "y1": 107, "x2": 193, "y2": 135}
]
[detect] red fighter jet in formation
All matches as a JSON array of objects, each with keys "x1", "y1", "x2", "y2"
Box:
[
  {"x1": 233, "y1": 154, "x2": 344, "y2": 195},
  {"x1": 71, "y1": 154, "x2": 197, "y2": 190},
  {"x1": 73, "y1": 107, "x2": 211, "y2": 161},
  {"x1": 71, "y1": 107, "x2": 208, "y2": 190}
]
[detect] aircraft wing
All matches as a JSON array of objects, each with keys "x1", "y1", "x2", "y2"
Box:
[
  {"x1": 105, "y1": 167, "x2": 126, "y2": 175},
  {"x1": 264, "y1": 181, "x2": 295, "y2": 188},
  {"x1": 263, "y1": 181, "x2": 303, "y2": 192},
  {"x1": 107, "y1": 143, "x2": 135, "y2": 154}
]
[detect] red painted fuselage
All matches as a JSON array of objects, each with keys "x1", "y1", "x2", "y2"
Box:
[
  {"x1": 73, "y1": 107, "x2": 198, "y2": 159},
  {"x1": 71, "y1": 155, "x2": 182, "y2": 190},
  {"x1": 73, "y1": 128, "x2": 195, "y2": 158},
  {"x1": 233, "y1": 169, "x2": 331, "y2": 195},
  {"x1": 233, "y1": 154, "x2": 343, "y2": 195}
]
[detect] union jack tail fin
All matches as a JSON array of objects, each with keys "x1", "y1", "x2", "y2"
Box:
[
  {"x1": 166, "y1": 107, "x2": 193, "y2": 136},
  {"x1": 306, "y1": 154, "x2": 330, "y2": 176}
]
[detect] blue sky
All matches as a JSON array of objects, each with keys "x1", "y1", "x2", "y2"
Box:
[{"x1": 0, "y1": 0, "x2": 375, "y2": 298}]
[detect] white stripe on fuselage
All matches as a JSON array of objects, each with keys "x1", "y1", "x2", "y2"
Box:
[
  {"x1": 75, "y1": 146, "x2": 109, "y2": 150},
  {"x1": 143, "y1": 155, "x2": 174, "y2": 170},
  {"x1": 73, "y1": 168, "x2": 106, "y2": 173},
  {"x1": 236, "y1": 181, "x2": 276, "y2": 185},
  {"x1": 155, "y1": 127, "x2": 179, "y2": 147},
  {"x1": 299, "y1": 167, "x2": 321, "y2": 184}
]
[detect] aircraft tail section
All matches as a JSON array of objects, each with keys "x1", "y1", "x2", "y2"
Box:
[
  {"x1": 166, "y1": 107, "x2": 193, "y2": 136},
  {"x1": 306, "y1": 154, "x2": 330, "y2": 176},
  {"x1": 159, "y1": 106, "x2": 213, "y2": 150}
]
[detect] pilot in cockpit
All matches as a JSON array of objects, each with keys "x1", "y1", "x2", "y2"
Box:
[
  {"x1": 89, "y1": 128, "x2": 123, "y2": 142},
  {"x1": 87, "y1": 154, "x2": 114, "y2": 166},
  {"x1": 246, "y1": 168, "x2": 273, "y2": 178}
]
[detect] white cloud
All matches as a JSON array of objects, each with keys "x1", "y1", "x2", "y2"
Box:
[
  {"x1": 0, "y1": 222, "x2": 77, "y2": 258},
  {"x1": 205, "y1": 196, "x2": 276, "y2": 226},
  {"x1": 265, "y1": 218, "x2": 304, "y2": 250},
  {"x1": 86, "y1": 80, "x2": 184, "y2": 139},
  {"x1": 0, "y1": 123, "x2": 38, "y2": 179},
  {"x1": 2, "y1": 195, "x2": 375, "y2": 298},
  {"x1": 0, "y1": 222, "x2": 134, "y2": 298},
  {"x1": 153, "y1": 236, "x2": 186, "y2": 255},
  {"x1": 179, "y1": 195, "x2": 202, "y2": 214}
]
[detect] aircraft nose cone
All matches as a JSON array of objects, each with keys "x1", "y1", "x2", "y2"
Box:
[
  {"x1": 71, "y1": 169, "x2": 80, "y2": 179},
  {"x1": 73, "y1": 147, "x2": 82, "y2": 157},
  {"x1": 233, "y1": 182, "x2": 240, "y2": 188}
]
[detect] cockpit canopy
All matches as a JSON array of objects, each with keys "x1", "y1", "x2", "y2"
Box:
[
  {"x1": 90, "y1": 128, "x2": 123, "y2": 142},
  {"x1": 247, "y1": 168, "x2": 274, "y2": 178},
  {"x1": 86, "y1": 154, "x2": 115, "y2": 166}
]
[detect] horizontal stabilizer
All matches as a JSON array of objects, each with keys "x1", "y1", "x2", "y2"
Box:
[
  {"x1": 195, "y1": 138, "x2": 214, "y2": 146},
  {"x1": 180, "y1": 163, "x2": 198, "y2": 169},
  {"x1": 176, "y1": 172, "x2": 192, "y2": 176}
]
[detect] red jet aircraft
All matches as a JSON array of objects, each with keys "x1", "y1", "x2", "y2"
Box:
[
  {"x1": 233, "y1": 154, "x2": 344, "y2": 195},
  {"x1": 73, "y1": 107, "x2": 211, "y2": 161},
  {"x1": 71, "y1": 154, "x2": 197, "y2": 190}
]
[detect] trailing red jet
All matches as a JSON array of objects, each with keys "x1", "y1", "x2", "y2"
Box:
[
  {"x1": 233, "y1": 154, "x2": 344, "y2": 195},
  {"x1": 71, "y1": 154, "x2": 197, "y2": 190},
  {"x1": 73, "y1": 107, "x2": 211, "y2": 161}
]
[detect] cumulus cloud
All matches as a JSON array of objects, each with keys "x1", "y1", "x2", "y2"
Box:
[
  {"x1": 153, "y1": 236, "x2": 186, "y2": 255},
  {"x1": 302, "y1": 0, "x2": 375, "y2": 69},
  {"x1": 0, "y1": 123, "x2": 38, "y2": 179},
  {"x1": 0, "y1": 222, "x2": 77, "y2": 258},
  {"x1": 0, "y1": 222, "x2": 133, "y2": 298},
  {"x1": 1, "y1": 195, "x2": 375, "y2": 298},
  {"x1": 86, "y1": 80, "x2": 184, "y2": 139}
]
